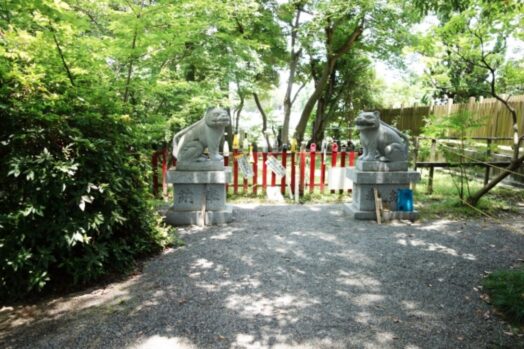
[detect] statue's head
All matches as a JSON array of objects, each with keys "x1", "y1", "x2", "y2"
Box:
[
  {"x1": 205, "y1": 107, "x2": 230, "y2": 128},
  {"x1": 355, "y1": 111, "x2": 380, "y2": 130}
]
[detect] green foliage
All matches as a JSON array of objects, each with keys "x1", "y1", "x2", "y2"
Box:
[
  {"x1": 484, "y1": 267, "x2": 524, "y2": 325},
  {"x1": 0, "y1": 1, "x2": 174, "y2": 301}
]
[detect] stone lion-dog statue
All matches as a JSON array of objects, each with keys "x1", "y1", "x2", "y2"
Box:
[
  {"x1": 355, "y1": 111, "x2": 409, "y2": 162},
  {"x1": 172, "y1": 107, "x2": 230, "y2": 162}
]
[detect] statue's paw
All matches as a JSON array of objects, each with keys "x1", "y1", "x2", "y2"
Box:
[
  {"x1": 379, "y1": 156, "x2": 389, "y2": 162},
  {"x1": 209, "y1": 154, "x2": 224, "y2": 161}
]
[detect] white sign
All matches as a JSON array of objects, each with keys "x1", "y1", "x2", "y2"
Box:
[
  {"x1": 266, "y1": 155, "x2": 286, "y2": 177},
  {"x1": 237, "y1": 155, "x2": 254, "y2": 178},
  {"x1": 328, "y1": 168, "x2": 353, "y2": 191},
  {"x1": 266, "y1": 187, "x2": 285, "y2": 202}
]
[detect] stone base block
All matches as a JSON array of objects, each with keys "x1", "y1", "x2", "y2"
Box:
[
  {"x1": 344, "y1": 203, "x2": 418, "y2": 221},
  {"x1": 175, "y1": 160, "x2": 225, "y2": 171},
  {"x1": 167, "y1": 168, "x2": 231, "y2": 184},
  {"x1": 356, "y1": 160, "x2": 408, "y2": 172},
  {"x1": 165, "y1": 205, "x2": 233, "y2": 226},
  {"x1": 347, "y1": 168, "x2": 421, "y2": 184}
]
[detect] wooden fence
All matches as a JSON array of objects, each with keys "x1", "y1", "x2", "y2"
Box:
[
  {"x1": 152, "y1": 144, "x2": 358, "y2": 198},
  {"x1": 379, "y1": 95, "x2": 524, "y2": 146}
]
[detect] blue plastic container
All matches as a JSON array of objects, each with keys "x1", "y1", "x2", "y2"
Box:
[{"x1": 397, "y1": 189, "x2": 414, "y2": 212}]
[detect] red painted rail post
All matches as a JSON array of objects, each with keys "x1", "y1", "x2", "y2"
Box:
[
  {"x1": 224, "y1": 155, "x2": 229, "y2": 192},
  {"x1": 152, "y1": 151, "x2": 159, "y2": 197},
  {"x1": 299, "y1": 146, "x2": 306, "y2": 196},
  {"x1": 349, "y1": 150, "x2": 355, "y2": 166},
  {"x1": 320, "y1": 151, "x2": 326, "y2": 194},
  {"x1": 262, "y1": 152, "x2": 268, "y2": 192},
  {"x1": 330, "y1": 143, "x2": 338, "y2": 194},
  {"x1": 162, "y1": 146, "x2": 168, "y2": 198},
  {"x1": 290, "y1": 149, "x2": 296, "y2": 195},
  {"x1": 253, "y1": 150, "x2": 258, "y2": 195},
  {"x1": 339, "y1": 146, "x2": 346, "y2": 194},
  {"x1": 271, "y1": 152, "x2": 277, "y2": 188},
  {"x1": 281, "y1": 149, "x2": 287, "y2": 195},
  {"x1": 309, "y1": 143, "x2": 316, "y2": 193},
  {"x1": 233, "y1": 148, "x2": 239, "y2": 195}
]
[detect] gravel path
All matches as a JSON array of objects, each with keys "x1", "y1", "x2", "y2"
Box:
[{"x1": 1, "y1": 204, "x2": 524, "y2": 349}]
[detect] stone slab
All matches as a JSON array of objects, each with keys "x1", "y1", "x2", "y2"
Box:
[
  {"x1": 167, "y1": 168, "x2": 231, "y2": 184},
  {"x1": 172, "y1": 184, "x2": 226, "y2": 211},
  {"x1": 346, "y1": 168, "x2": 421, "y2": 184},
  {"x1": 356, "y1": 160, "x2": 408, "y2": 172},
  {"x1": 344, "y1": 203, "x2": 418, "y2": 221},
  {"x1": 175, "y1": 160, "x2": 225, "y2": 171},
  {"x1": 165, "y1": 205, "x2": 233, "y2": 226}
]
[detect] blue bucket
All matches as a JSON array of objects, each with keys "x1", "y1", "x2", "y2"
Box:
[{"x1": 397, "y1": 189, "x2": 414, "y2": 212}]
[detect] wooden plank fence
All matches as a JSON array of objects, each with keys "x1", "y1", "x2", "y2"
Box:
[
  {"x1": 152, "y1": 145, "x2": 358, "y2": 198},
  {"x1": 379, "y1": 95, "x2": 524, "y2": 147}
]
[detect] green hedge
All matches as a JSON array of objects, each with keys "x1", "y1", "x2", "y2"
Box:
[{"x1": 0, "y1": 81, "x2": 171, "y2": 303}]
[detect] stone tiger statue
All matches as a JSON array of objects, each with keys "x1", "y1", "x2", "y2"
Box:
[
  {"x1": 172, "y1": 107, "x2": 230, "y2": 162},
  {"x1": 355, "y1": 111, "x2": 409, "y2": 162}
]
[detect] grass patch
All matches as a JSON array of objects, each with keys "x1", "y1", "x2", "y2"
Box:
[
  {"x1": 415, "y1": 170, "x2": 523, "y2": 220},
  {"x1": 483, "y1": 267, "x2": 524, "y2": 325}
]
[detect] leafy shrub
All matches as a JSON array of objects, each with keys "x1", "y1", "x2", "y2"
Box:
[{"x1": 0, "y1": 69, "x2": 171, "y2": 303}]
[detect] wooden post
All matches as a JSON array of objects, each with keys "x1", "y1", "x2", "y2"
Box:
[
  {"x1": 233, "y1": 149, "x2": 239, "y2": 194},
  {"x1": 281, "y1": 150, "x2": 287, "y2": 195},
  {"x1": 291, "y1": 150, "x2": 296, "y2": 195},
  {"x1": 349, "y1": 151, "x2": 355, "y2": 167},
  {"x1": 253, "y1": 151, "x2": 258, "y2": 195},
  {"x1": 262, "y1": 152, "x2": 268, "y2": 192},
  {"x1": 339, "y1": 147, "x2": 346, "y2": 194},
  {"x1": 320, "y1": 152, "x2": 326, "y2": 193},
  {"x1": 271, "y1": 152, "x2": 277, "y2": 188},
  {"x1": 299, "y1": 147, "x2": 306, "y2": 196},
  {"x1": 162, "y1": 146, "x2": 168, "y2": 199},
  {"x1": 413, "y1": 136, "x2": 419, "y2": 171},
  {"x1": 428, "y1": 139, "x2": 436, "y2": 194},
  {"x1": 484, "y1": 138, "x2": 492, "y2": 185},
  {"x1": 331, "y1": 143, "x2": 338, "y2": 194},
  {"x1": 224, "y1": 155, "x2": 229, "y2": 193},
  {"x1": 309, "y1": 144, "x2": 316, "y2": 193}
]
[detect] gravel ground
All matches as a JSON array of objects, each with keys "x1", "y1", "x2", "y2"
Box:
[{"x1": 1, "y1": 203, "x2": 524, "y2": 349}]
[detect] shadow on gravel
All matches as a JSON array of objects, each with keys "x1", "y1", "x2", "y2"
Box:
[{"x1": 1, "y1": 204, "x2": 524, "y2": 349}]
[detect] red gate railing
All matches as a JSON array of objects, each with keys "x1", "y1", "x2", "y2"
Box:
[{"x1": 152, "y1": 144, "x2": 358, "y2": 198}]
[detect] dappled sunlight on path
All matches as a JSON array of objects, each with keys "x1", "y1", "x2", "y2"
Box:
[{"x1": 1, "y1": 204, "x2": 524, "y2": 349}]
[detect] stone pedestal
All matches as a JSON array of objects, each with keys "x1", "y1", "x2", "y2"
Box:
[
  {"x1": 165, "y1": 165, "x2": 232, "y2": 226},
  {"x1": 344, "y1": 162, "x2": 421, "y2": 221}
]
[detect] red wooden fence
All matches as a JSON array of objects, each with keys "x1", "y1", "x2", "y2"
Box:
[{"x1": 152, "y1": 144, "x2": 357, "y2": 198}]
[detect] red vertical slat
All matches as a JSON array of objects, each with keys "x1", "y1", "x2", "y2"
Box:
[
  {"x1": 299, "y1": 148, "x2": 306, "y2": 196},
  {"x1": 339, "y1": 147, "x2": 346, "y2": 194},
  {"x1": 309, "y1": 144, "x2": 316, "y2": 193},
  {"x1": 281, "y1": 150, "x2": 287, "y2": 195},
  {"x1": 253, "y1": 151, "x2": 258, "y2": 195},
  {"x1": 271, "y1": 152, "x2": 277, "y2": 187},
  {"x1": 340, "y1": 149, "x2": 346, "y2": 167},
  {"x1": 262, "y1": 152, "x2": 268, "y2": 191},
  {"x1": 162, "y1": 147, "x2": 168, "y2": 198},
  {"x1": 349, "y1": 151, "x2": 355, "y2": 166},
  {"x1": 291, "y1": 151, "x2": 296, "y2": 194},
  {"x1": 320, "y1": 152, "x2": 326, "y2": 193},
  {"x1": 330, "y1": 143, "x2": 338, "y2": 194},
  {"x1": 233, "y1": 149, "x2": 239, "y2": 194},
  {"x1": 224, "y1": 155, "x2": 229, "y2": 192}
]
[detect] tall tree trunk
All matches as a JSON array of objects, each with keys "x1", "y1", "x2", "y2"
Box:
[
  {"x1": 123, "y1": 0, "x2": 144, "y2": 104},
  {"x1": 293, "y1": 23, "x2": 363, "y2": 143},
  {"x1": 234, "y1": 93, "x2": 244, "y2": 133},
  {"x1": 281, "y1": 7, "x2": 302, "y2": 146},
  {"x1": 253, "y1": 93, "x2": 272, "y2": 151}
]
